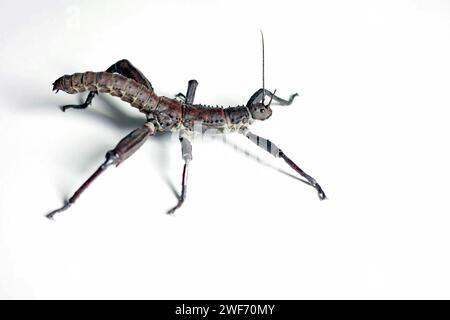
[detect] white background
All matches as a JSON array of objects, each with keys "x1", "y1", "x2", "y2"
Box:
[{"x1": 0, "y1": 0, "x2": 449, "y2": 299}]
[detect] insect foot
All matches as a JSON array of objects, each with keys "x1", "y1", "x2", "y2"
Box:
[
  {"x1": 315, "y1": 184, "x2": 327, "y2": 200},
  {"x1": 46, "y1": 201, "x2": 72, "y2": 220}
]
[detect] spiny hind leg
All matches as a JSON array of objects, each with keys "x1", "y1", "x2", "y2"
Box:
[
  {"x1": 167, "y1": 130, "x2": 193, "y2": 214},
  {"x1": 46, "y1": 122, "x2": 155, "y2": 219},
  {"x1": 240, "y1": 127, "x2": 326, "y2": 200},
  {"x1": 175, "y1": 80, "x2": 198, "y2": 104},
  {"x1": 246, "y1": 88, "x2": 298, "y2": 107},
  {"x1": 61, "y1": 59, "x2": 154, "y2": 112}
]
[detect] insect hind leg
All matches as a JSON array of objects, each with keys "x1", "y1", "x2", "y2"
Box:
[{"x1": 60, "y1": 91, "x2": 97, "y2": 112}]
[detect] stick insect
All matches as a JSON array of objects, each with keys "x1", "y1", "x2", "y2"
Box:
[{"x1": 46, "y1": 33, "x2": 326, "y2": 219}]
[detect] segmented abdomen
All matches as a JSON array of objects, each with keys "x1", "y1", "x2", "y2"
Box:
[
  {"x1": 182, "y1": 105, "x2": 252, "y2": 132},
  {"x1": 53, "y1": 71, "x2": 159, "y2": 112}
]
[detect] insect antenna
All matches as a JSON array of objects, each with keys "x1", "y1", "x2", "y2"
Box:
[{"x1": 260, "y1": 29, "x2": 266, "y2": 104}]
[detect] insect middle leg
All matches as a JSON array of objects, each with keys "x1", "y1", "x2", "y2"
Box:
[
  {"x1": 61, "y1": 59, "x2": 154, "y2": 111},
  {"x1": 240, "y1": 128, "x2": 326, "y2": 200},
  {"x1": 46, "y1": 122, "x2": 155, "y2": 219},
  {"x1": 167, "y1": 130, "x2": 193, "y2": 214},
  {"x1": 246, "y1": 88, "x2": 298, "y2": 107},
  {"x1": 166, "y1": 80, "x2": 197, "y2": 214}
]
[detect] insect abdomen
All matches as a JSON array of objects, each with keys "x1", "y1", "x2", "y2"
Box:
[{"x1": 53, "y1": 72, "x2": 159, "y2": 112}]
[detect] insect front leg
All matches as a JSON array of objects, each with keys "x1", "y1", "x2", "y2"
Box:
[
  {"x1": 61, "y1": 59, "x2": 154, "y2": 112},
  {"x1": 167, "y1": 130, "x2": 193, "y2": 214},
  {"x1": 246, "y1": 88, "x2": 298, "y2": 107},
  {"x1": 46, "y1": 122, "x2": 155, "y2": 219},
  {"x1": 240, "y1": 128, "x2": 326, "y2": 200},
  {"x1": 175, "y1": 79, "x2": 198, "y2": 104}
]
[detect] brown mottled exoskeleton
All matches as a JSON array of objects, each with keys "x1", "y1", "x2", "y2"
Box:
[{"x1": 47, "y1": 41, "x2": 326, "y2": 219}]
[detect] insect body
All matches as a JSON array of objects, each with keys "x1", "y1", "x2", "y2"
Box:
[
  {"x1": 47, "y1": 47, "x2": 326, "y2": 219},
  {"x1": 54, "y1": 71, "x2": 266, "y2": 133}
]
